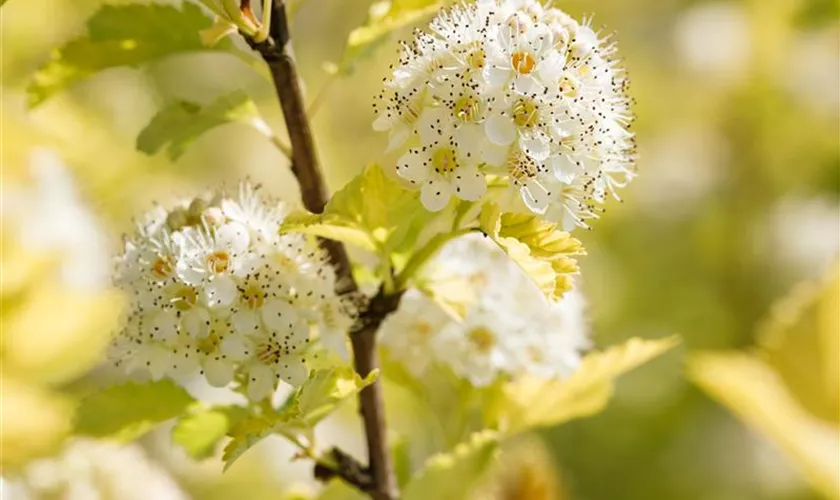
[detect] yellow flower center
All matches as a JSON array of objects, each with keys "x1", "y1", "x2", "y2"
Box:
[
  {"x1": 241, "y1": 284, "x2": 264, "y2": 310},
  {"x1": 511, "y1": 51, "x2": 536, "y2": 75},
  {"x1": 466, "y1": 47, "x2": 485, "y2": 69},
  {"x1": 507, "y1": 152, "x2": 538, "y2": 182},
  {"x1": 513, "y1": 98, "x2": 539, "y2": 128},
  {"x1": 197, "y1": 333, "x2": 220, "y2": 355},
  {"x1": 410, "y1": 321, "x2": 434, "y2": 343},
  {"x1": 432, "y1": 147, "x2": 459, "y2": 174},
  {"x1": 468, "y1": 327, "x2": 496, "y2": 353},
  {"x1": 151, "y1": 256, "x2": 174, "y2": 280},
  {"x1": 453, "y1": 96, "x2": 480, "y2": 123},
  {"x1": 256, "y1": 340, "x2": 281, "y2": 365},
  {"x1": 172, "y1": 285, "x2": 198, "y2": 311},
  {"x1": 559, "y1": 76, "x2": 578, "y2": 97},
  {"x1": 206, "y1": 250, "x2": 230, "y2": 274}
]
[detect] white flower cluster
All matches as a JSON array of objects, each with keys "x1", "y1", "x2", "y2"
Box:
[
  {"x1": 109, "y1": 183, "x2": 353, "y2": 401},
  {"x1": 374, "y1": 0, "x2": 635, "y2": 229},
  {"x1": 1, "y1": 439, "x2": 186, "y2": 500},
  {"x1": 378, "y1": 234, "x2": 588, "y2": 386}
]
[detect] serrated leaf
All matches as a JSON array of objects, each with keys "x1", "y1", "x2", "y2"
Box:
[
  {"x1": 172, "y1": 405, "x2": 249, "y2": 460},
  {"x1": 28, "y1": 3, "x2": 213, "y2": 107},
  {"x1": 688, "y1": 353, "x2": 840, "y2": 499},
  {"x1": 137, "y1": 90, "x2": 270, "y2": 160},
  {"x1": 222, "y1": 414, "x2": 277, "y2": 471},
  {"x1": 480, "y1": 204, "x2": 584, "y2": 301},
  {"x1": 75, "y1": 380, "x2": 195, "y2": 442},
  {"x1": 221, "y1": 368, "x2": 378, "y2": 470},
  {"x1": 402, "y1": 431, "x2": 499, "y2": 500},
  {"x1": 295, "y1": 367, "x2": 379, "y2": 426},
  {"x1": 336, "y1": 0, "x2": 441, "y2": 75},
  {"x1": 281, "y1": 165, "x2": 432, "y2": 256},
  {"x1": 489, "y1": 337, "x2": 679, "y2": 435}
]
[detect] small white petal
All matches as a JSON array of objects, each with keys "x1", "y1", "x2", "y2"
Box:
[
  {"x1": 182, "y1": 307, "x2": 211, "y2": 338},
  {"x1": 372, "y1": 112, "x2": 394, "y2": 132},
  {"x1": 204, "y1": 358, "x2": 234, "y2": 387},
  {"x1": 205, "y1": 275, "x2": 238, "y2": 307},
  {"x1": 482, "y1": 142, "x2": 510, "y2": 166},
  {"x1": 483, "y1": 65, "x2": 509, "y2": 88},
  {"x1": 420, "y1": 178, "x2": 453, "y2": 212},
  {"x1": 386, "y1": 123, "x2": 412, "y2": 152},
  {"x1": 396, "y1": 150, "x2": 429, "y2": 184},
  {"x1": 261, "y1": 298, "x2": 299, "y2": 331},
  {"x1": 547, "y1": 154, "x2": 582, "y2": 183},
  {"x1": 246, "y1": 363, "x2": 276, "y2": 401},
  {"x1": 176, "y1": 261, "x2": 205, "y2": 285},
  {"x1": 215, "y1": 222, "x2": 250, "y2": 254},
  {"x1": 453, "y1": 124, "x2": 485, "y2": 159},
  {"x1": 416, "y1": 107, "x2": 450, "y2": 146},
  {"x1": 453, "y1": 165, "x2": 487, "y2": 201},
  {"x1": 144, "y1": 345, "x2": 172, "y2": 381},
  {"x1": 521, "y1": 135, "x2": 550, "y2": 161},
  {"x1": 276, "y1": 357, "x2": 308, "y2": 387},
  {"x1": 485, "y1": 115, "x2": 517, "y2": 146},
  {"x1": 537, "y1": 51, "x2": 564, "y2": 85},
  {"x1": 170, "y1": 351, "x2": 200, "y2": 382},
  {"x1": 221, "y1": 334, "x2": 251, "y2": 361},
  {"x1": 513, "y1": 74, "x2": 540, "y2": 94},
  {"x1": 232, "y1": 309, "x2": 260, "y2": 334},
  {"x1": 152, "y1": 310, "x2": 178, "y2": 342}
]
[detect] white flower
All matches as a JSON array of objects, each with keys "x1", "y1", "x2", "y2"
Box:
[
  {"x1": 2, "y1": 439, "x2": 186, "y2": 500},
  {"x1": 378, "y1": 234, "x2": 589, "y2": 386},
  {"x1": 374, "y1": 0, "x2": 635, "y2": 228},
  {"x1": 110, "y1": 182, "x2": 353, "y2": 401}
]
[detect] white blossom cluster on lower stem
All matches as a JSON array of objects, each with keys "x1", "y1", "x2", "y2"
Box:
[
  {"x1": 378, "y1": 234, "x2": 589, "y2": 386},
  {"x1": 108, "y1": 182, "x2": 354, "y2": 401},
  {"x1": 1, "y1": 439, "x2": 186, "y2": 500},
  {"x1": 374, "y1": 0, "x2": 635, "y2": 230}
]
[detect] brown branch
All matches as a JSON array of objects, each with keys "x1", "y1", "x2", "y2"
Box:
[{"x1": 247, "y1": 2, "x2": 398, "y2": 498}]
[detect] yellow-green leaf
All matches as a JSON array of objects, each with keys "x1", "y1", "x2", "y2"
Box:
[
  {"x1": 27, "y1": 3, "x2": 214, "y2": 107},
  {"x1": 757, "y1": 267, "x2": 839, "y2": 423},
  {"x1": 172, "y1": 405, "x2": 249, "y2": 460},
  {"x1": 480, "y1": 204, "x2": 584, "y2": 301},
  {"x1": 688, "y1": 352, "x2": 840, "y2": 499},
  {"x1": 221, "y1": 414, "x2": 277, "y2": 471},
  {"x1": 75, "y1": 380, "x2": 195, "y2": 442},
  {"x1": 489, "y1": 336, "x2": 679, "y2": 435},
  {"x1": 295, "y1": 367, "x2": 379, "y2": 427},
  {"x1": 336, "y1": 0, "x2": 441, "y2": 75},
  {"x1": 281, "y1": 165, "x2": 431, "y2": 256},
  {"x1": 402, "y1": 431, "x2": 499, "y2": 500},
  {"x1": 137, "y1": 90, "x2": 270, "y2": 160}
]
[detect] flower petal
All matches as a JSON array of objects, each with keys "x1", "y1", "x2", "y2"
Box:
[
  {"x1": 216, "y1": 222, "x2": 250, "y2": 254},
  {"x1": 221, "y1": 334, "x2": 251, "y2": 361},
  {"x1": 205, "y1": 275, "x2": 238, "y2": 307},
  {"x1": 396, "y1": 149, "x2": 429, "y2": 184},
  {"x1": 152, "y1": 310, "x2": 178, "y2": 342},
  {"x1": 386, "y1": 123, "x2": 412, "y2": 152},
  {"x1": 453, "y1": 165, "x2": 487, "y2": 201},
  {"x1": 232, "y1": 309, "x2": 260, "y2": 335},
  {"x1": 246, "y1": 363, "x2": 276, "y2": 401},
  {"x1": 204, "y1": 358, "x2": 235, "y2": 387},
  {"x1": 276, "y1": 357, "x2": 308, "y2": 387},
  {"x1": 521, "y1": 135, "x2": 550, "y2": 161},
  {"x1": 260, "y1": 298, "x2": 299, "y2": 332},
  {"x1": 547, "y1": 154, "x2": 582, "y2": 183},
  {"x1": 182, "y1": 307, "x2": 211, "y2": 338},
  {"x1": 420, "y1": 177, "x2": 453, "y2": 212},
  {"x1": 485, "y1": 114, "x2": 516, "y2": 146}
]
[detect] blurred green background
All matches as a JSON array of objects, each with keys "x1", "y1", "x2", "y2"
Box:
[{"x1": 1, "y1": 0, "x2": 838, "y2": 499}]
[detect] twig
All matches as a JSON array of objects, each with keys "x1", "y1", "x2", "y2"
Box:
[{"x1": 247, "y1": 2, "x2": 399, "y2": 498}]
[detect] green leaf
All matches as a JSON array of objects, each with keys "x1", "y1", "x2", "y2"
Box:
[
  {"x1": 402, "y1": 431, "x2": 499, "y2": 500},
  {"x1": 137, "y1": 90, "x2": 270, "y2": 160},
  {"x1": 222, "y1": 414, "x2": 278, "y2": 471},
  {"x1": 28, "y1": 3, "x2": 213, "y2": 107},
  {"x1": 172, "y1": 405, "x2": 249, "y2": 460},
  {"x1": 335, "y1": 0, "x2": 441, "y2": 75},
  {"x1": 75, "y1": 380, "x2": 195, "y2": 442},
  {"x1": 480, "y1": 204, "x2": 584, "y2": 301},
  {"x1": 222, "y1": 368, "x2": 378, "y2": 470},
  {"x1": 488, "y1": 336, "x2": 679, "y2": 435},
  {"x1": 295, "y1": 367, "x2": 379, "y2": 427},
  {"x1": 281, "y1": 165, "x2": 432, "y2": 256}
]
